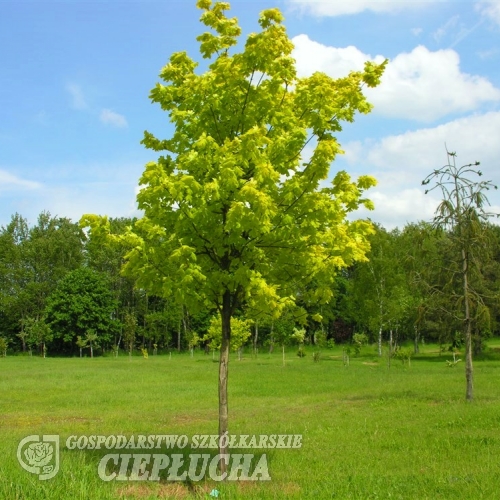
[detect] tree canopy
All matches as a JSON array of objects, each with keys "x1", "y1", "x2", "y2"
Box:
[
  {"x1": 83, "y1": 1, "x2": 385, "y2": 318},
  {"x1": 45, "y1": 267, "x2": 118, "y2": 350}
]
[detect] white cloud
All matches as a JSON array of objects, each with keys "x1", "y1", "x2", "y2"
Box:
[
  {"x1": 100, "y1": 109, "x2": 128, "y2": 128},
  {"x1": 0, "y1": 169, "x2": 41, "y2": 191},
  {"x1": 350, "y1": 188, "x2": 439, "y2": 229},
  {"x1": 287, "y1": 0, "x2": 425, "y2": 17},
  {"x1": 476, "y1": 0, "x2": 500, "y2": 26},
  {"x1": 362, "y1": 111, "x2": 500, "y2": 173},
  {"x1": 66, "y1": 83, "x2": 88, "y2": 110},
  {"x1": 0, "y1": 160, "x2": 144, "y2": 226},
  {"x1": 42, "y1": 184, "x2": 139, "y2": 223},
  {"x1": 366, "y1": 46, "x2": 500, "y2": 120},
  {"x1": 292, "y1": 36, "x2": 500, "y2": 121},
  {"x1": 344, "y1": 112, "x2": 500, "y2": 228},
  {"x1": 411, "y1": 28, "x2": 423, "y2": 36},
  {"x1": 292, "y1": 34, "x2": 385, "y2": 79}
]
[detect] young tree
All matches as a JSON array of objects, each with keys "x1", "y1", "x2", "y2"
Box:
[
  {"x1": 76, "y1": 335, "x2": 88, "y2": 358},
  {"x1": 204, "y1": 315, "x2": 252, "y2": 360},
  {"x1": 85, "y1": 329, "x2": 99, "y2": 358},
  {"x1": 22, "y1": 316, "x2": 53, "y2": 357},
  {"x1": 0, "y1": 337, "x2": 8, "y2": 357},
  {"x1": 82, "y1": 0, "x2": 385, "y2": 469},
  {"x1": 123, "y1": 312, "x2": 137, "y2": 358},
  {"x1": 423, "y1": 149, "x2": 498, "y2": 401},
  {"x1": 272, "y1": 311, "x2": 303, "y2": 366}
]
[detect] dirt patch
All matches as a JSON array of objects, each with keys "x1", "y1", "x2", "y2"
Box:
[
  {"x1": 0, "y1": 414, "x2": 44, "y2": 428},
  {"x1": 117, "y1": 480, "x2": 301, "y2": 499},
  {"x1": 117, "y1": 482, "x2": 212, "y2": 499},
  {"x1": 171, "y1": 411, "x2": 217, "y2": 426}
]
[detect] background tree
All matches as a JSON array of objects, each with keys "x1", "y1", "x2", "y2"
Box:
[
  {"x1": 145, "y1": 309, "x2": 171, "y2": 350},
  {"x1": 82, "y1": 0, "x2": 386, "y2": 468},
  {"x1": 22, "y1": 316, "x2": 53, "y2": 357},
  {"x1": 423, "y1": 149, "x2": 498, "y2": 401},
  {"x1": 398, "y1": 222, "x2": 442, "y2": 353},
  {"x1": 24, "y1": 212, "x2": 84, "y2": 319},
  {"x1": 0, "y1": 214, "x2": 29, "y2": 341},
  {"x1": 0, "y1": 212, "x2": 83, "y2": 348},
  {"x1": 472, "y1": 223, "x2": 500, "y2": 352},
  {"x1": 347, "y1": 227, "x2": 407, "y2": 355},
  {"x1": 45, "y1": 267, "x2": 118, "y2": 354}
]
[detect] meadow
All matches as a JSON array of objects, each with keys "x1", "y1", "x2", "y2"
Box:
[{"x1": 1, "y1": 343, "x2": 500, "y2": 499}]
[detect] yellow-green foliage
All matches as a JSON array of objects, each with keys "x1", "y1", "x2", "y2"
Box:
[
  {"x1": 81, "y1": 1, "x2": 386, "y2": 341},
  {"x1": 204, "y1": 315, "x2": 252, "y2": 351}
]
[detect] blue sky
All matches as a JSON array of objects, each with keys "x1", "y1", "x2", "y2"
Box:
[{"x1": 1, "y1": 0, "x2": 500, "y2": 229}]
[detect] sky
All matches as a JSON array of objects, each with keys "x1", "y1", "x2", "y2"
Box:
[{"x1": 1, "y1": 0, "x2": 500, "y2": 230}]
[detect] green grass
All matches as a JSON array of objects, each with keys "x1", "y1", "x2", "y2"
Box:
[{"x1": 1, "y1": 343, "x2": 500, "y2": 499}]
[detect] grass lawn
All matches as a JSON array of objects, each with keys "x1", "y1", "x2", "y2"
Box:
[{"x1": 1, "y1": 343, "x2": 500, "y2": 499}]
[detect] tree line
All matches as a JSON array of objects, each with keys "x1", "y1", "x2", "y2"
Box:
[{"x1": 1, "y1": 210, "x2": 499, "y2": 358}]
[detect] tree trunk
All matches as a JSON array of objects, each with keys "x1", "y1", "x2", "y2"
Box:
[
  {"x1": 463, "y1": 248, "x2": 473, "y2": 401},
  {"x1": 388, "y1": 329, "x2": 392, "y2": 369},
  {"x1": 182, "y1": 306, "x2": 188, "y2": 352},
  {"x1": 218, "y1": 290, "x2": 231, "y2": 475},
  {"x1": 414, "y1": 325, "x2": 420, "y2": 354},
  {"x1": 177, "y1": 318, "x2": 181, "y2": 352},
  {"x1": 269, "y1": 321, "x2": 274, "y2": 353},
  {"x1": 378, "y1": 324, "x2": 382, "y2": 357},
  {"x1": 253, "y1": 320, "x2": 259, "y2": 355}
]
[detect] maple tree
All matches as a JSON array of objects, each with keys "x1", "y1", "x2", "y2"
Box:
[{"x1": 82, "y1": 0, "x2": 385, "y2": 472}]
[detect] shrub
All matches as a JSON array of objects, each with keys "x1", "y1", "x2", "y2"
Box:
[{"x1": 352, "y1": 332, "x2": 368, "y2": 356}]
